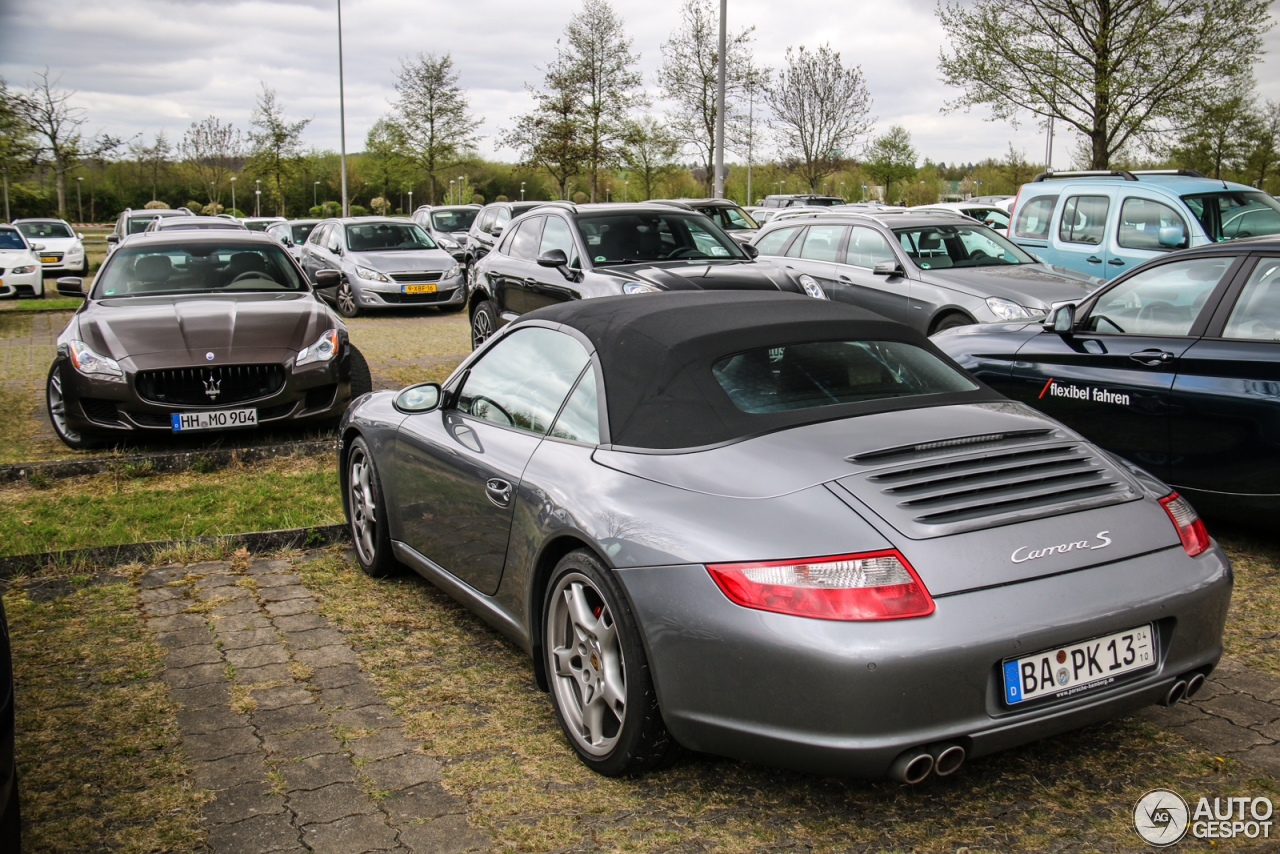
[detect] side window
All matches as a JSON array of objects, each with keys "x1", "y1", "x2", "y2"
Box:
[
  {"x1": 456, "y1": 327, "x2": 591, "y2": 434},
  {"x1": 549, "y1": 368, "x2": 600, "y2": 444},
  {"x1": 1058, "y1": 196, "x2": 1109, "y2": 245},
  {"x1": 1085, "y1": 256, "x2": 1233, "y2": 337},
  {"x1": 509, "y1": 217, "x2": 544, "y2": 261},
  {"x1": 476, "y1": 209, "x2": 495, "y2": 233},
  {"x1": 1013, "y1": 195, "x2": 1058, "y2": 240},
  {"x1": 754, "y1": 226, "x2": 799, "y2": 256},
  {"x1": 1222, "y1": 257, "x2": 1280, "y2": 340},
  {"x1": 539, "y1": 216, "x2": 578, "y2": 266},
  {"x1": 845, "y1": 227, "x2": 897, "y2": 269},
  {"x1": 327, "y1": 226, "x2": 343, "y2": 252},
  {"x1": 785, "y1": 227, "x2": 809, "y2": 257},
  {"x1": 494, "y1": 208, "x2": 512, "y2": 231},
  {"x1": 1118, "y1": 198, "x2": 1189, "y2": 251},
  {"x1": 309, "y1": 223, "x2": 330, "y2": 246},
  {"x1": 799, "y1": 226, "x2": 846, "y2": 262}
]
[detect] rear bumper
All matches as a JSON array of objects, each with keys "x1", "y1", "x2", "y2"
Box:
[{"x1": 616, "y1": 544, "x2": 1231, "y2": 778}]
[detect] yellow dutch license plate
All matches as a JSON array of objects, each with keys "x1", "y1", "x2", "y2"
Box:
[
  {"x1": 403, "y1": 283, "x2": 437, "y2": 294},
  {"x1": 41, "y1": 256, "x2": 58, "y2": 263}
]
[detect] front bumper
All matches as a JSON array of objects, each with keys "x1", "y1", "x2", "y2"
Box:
[
  {"x1": 0, "y1": 268, "x2": 43, "y2": 297},
  {"x1": 617, "y1": 544, "x2": 1231, "y2": 778},
  {"x1": 355, "y1": 276, "x2": 466, "y2": 309},
  {"x1": 57, "y1": 347, "x2": 352, "y2": 437},
  {"x1": 38, "y1": 247, "x2": 85, "y2": 273}
]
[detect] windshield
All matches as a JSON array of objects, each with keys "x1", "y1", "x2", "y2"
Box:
[
  {"x1": 713, "y1": 340, "x2": 977, "y2": 413},
  {"x1": 157, "y1": 222, "x2": 244, "y2": 231},
  {"x1": 128, "y1": 217, "x2": 160, "y2": 234},
  {"x1": 701, "y1": 205, "x2": 758, "y2": 230},
  {"x1": 577, "y1": 213, "x2": 745, "y2": 265},
  {"x1": 92, "y1": 243, "x2": 309, "y2": 298},
  {"x1": 1182, "y1": 191, "x2": 1280, "y2": 242},
  {"x1": 244, "y1": 221, "x2": 276, "y2": 232},
  {"x1": 892, "y1": 224, "x2": 1036, "y2": 269},
  {"x1": 431, "y1": 209, "x2": 479, "y2": 232},
  {"x1": 344, "y1": 222, "x2": 437, "y2": 252},
  {"x1": 0, "y1": 230, "x2": 27, "y2": 250},
  {"x1": 17, "y1": 222, "x2": 74, "y2": 240},
  {"x1": 802, "y1": 197, "x2": 845, "y2": 207}
]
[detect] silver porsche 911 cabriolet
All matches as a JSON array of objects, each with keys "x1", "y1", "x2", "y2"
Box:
[{"x1": 337, "y1": 291, "x2": 1230, "y2": 782}]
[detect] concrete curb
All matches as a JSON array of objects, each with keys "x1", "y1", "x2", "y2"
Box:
[
  {"x1": 0, "y1": 522, "x2": 350, "y2": 577},
  {"x1": 0, "y1": 438, "x2": 338, "y2": 484}
]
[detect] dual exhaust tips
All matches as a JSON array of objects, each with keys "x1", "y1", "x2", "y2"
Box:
[
  {"x1": 891, "y1": 671, "x2": 1209, "y2": 783},
  {"x1": 1161, "y1": 671, "x2": 1207, "y2": 706},
  {"x1": 889, "y1": 742, "x2": 965, "y2": 785}
]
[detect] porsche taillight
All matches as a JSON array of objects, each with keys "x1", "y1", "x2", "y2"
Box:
[
  {"x1": 1159, "y1": 492, "x2": 1211, "y2": 557},
  {"x1": 706, "y1": 550, "x2": 934, "y2": 621}
]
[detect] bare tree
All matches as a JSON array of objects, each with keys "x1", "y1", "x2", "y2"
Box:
[
  {"x1": 765, "y1": 45, "x2": 873, "y2": 192},
  {"x1": 246, "y1": 85, "x2": 311, "y2": 216},
  {"x1": 620, "y1": 116, "x2": 681, "y2": 200},
  {"x1": 656, "y1": 0, "x2": 756, "y2": 195},
  {"x1": 128, "y1": 131, "x2": 172, "y2": 202},
  {"x1": 560, "y1": 0, "x2": 647, "y2": 202},
  {"x1": 937, "y1": 0, "x2": 1272, "y2": 169},
  {"x1": 388, "y1": 53, "x2": 482, "y2": 204},
  {"x1": 501, "y1": 60, "x2": 590, "y2": 201},
  {"x1": 17, "y1": 69, "x2": 119, "y2": 216},
  {"x1": 180, "y1": 116, "x2": 244, "y2": 208}
]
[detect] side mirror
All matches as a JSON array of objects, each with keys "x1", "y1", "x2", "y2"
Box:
[
  {"x1": 536, "y1": 248, "x2": 568, "y2": 268},
  {"x1": 1157, "y1": 225, "x2": 1185, "y2": 248},
  {"x1": 743, "y1": 243, "x2": 760, "y2": 259},
  {"x1": 394, "y1": 382, "x2": 442, "y2": 413},
  {"x1": 328, "y1": 242, "x2": 342, "y2": 255},
  {"x1": 77, "y1": 232, "x2": 85, "y2": 240},
  {"x1": 873, "y1": 261, "x2": 901, "y2": 276},
  {"x1": 55, "y1": 277, "x2": 87, "y2": 299},
  {"x1": 314, "y1": 269, "x2": 343, "y2": 291},
  {"x1": 490, "y1": 225, "x2": 503, "y2": 237},
  {"x1": 1043, "y1": 302, "x2": 1076, "y2": 333},
  {"x1": 30, "y1": 242, "x2": 45, "y2": 252},
  {"x1": 106, "y1": 234, "x2": 119, "y2": 244}
]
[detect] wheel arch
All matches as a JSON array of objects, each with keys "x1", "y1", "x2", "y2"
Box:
[
  {"x1": 526, "y1": 533, "x2": 613, "y2": 693},
  {"x1": 928, "y1": 308, "x2": 976, "y2": 335}
]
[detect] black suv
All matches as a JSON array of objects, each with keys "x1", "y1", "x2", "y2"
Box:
[
  {"x1": 467, "y1": 202, "x2": 826, "y2": 348},
  {"x1": 759, "y1": 194, "x2": 846, "y2": 208},
  {"x1": 464, "y1": 201, "x2": 546, "y2": 275},
  {"x1": 654, "y1": 198, "x2": 760, "y2": 244}
]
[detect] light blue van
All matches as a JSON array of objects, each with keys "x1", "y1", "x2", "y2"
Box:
[{"x1": 1008, "y1": 169, "x2": 1280, "y2": 279}]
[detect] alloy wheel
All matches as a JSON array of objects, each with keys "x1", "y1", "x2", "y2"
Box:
[
  {"x1": 337, "y1": 282, "x2": 357, "y2": 316},
  {"x1": 348, "y1": 446, "x2": 378, "y2": 565},
  {"x1": 47, "y1": 368, "x2": 82, "y2": 444},
  {"x1": 546, "y1": 572, "x2": 627, "y2": 756},
  {"x1": 471, "y1": 308, "x2": 493, "y2": 349}
]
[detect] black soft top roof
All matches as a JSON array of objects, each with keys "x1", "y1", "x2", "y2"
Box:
[{"x1": 518, "y1": 292, "x2": 1001, "y2": 450}]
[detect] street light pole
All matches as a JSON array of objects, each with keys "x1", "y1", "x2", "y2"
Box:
[
  {"x1": 839, "y1": 181, "x2": 845, "y2": 201},
  {"x1": 520, "y1": 181, "x2": 525, "y2": 201},
  {"x1": 713, "y1": 0, "x2": 727, "y2": 199},
  {"x1": 624, "y1": 181, "x2": 628, "y2": 202},
  {"x1": 449, "y1": 180, "x2": 456, "y2": 205},
  {"x1": 230, "y1": 176, "x2": 237, "y2": 217},
  {"x1": 255, "y1": 179, "x2": 261, "y2": 216},
  {"x1": 76, "y1": 176, "x2": 83, "y2": 223},
  {"x1": 1, "y1": 168, "x2": 8, "y2": 223},
  {"x1": 408, "y1": 189, "x2": 412, "y2": 213},
  {"x1": 337, "y1": 0, "x2": 349, "y2": 217},
  {"x1": 314, "y1": 181, "x2": 320, "y2": 208},
  {"x1": 210, "y1": 182, "x2": 216, "y2": 212}
]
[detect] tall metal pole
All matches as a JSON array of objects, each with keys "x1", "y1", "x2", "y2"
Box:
[
  {"x1": 2, "y1": 168, "x2": 8, "y2": 222},
  {"x1": 746, "y1": 70, "x2": 753, "y2": 206},
  {"x1": 337, "y1": 0, "x2": 349, "y2": 217},
  {"x1": 713, "y1": 0, "x2": 727, "y2": 199}
]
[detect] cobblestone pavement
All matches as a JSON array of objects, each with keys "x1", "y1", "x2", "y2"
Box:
[{"x1": 139, "y1": 553, "x2": 490, "y2": 854}]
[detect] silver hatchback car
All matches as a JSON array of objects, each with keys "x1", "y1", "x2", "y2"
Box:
[{"x1": 749, "y1": 212, "x2": 1104, "y2": 333}]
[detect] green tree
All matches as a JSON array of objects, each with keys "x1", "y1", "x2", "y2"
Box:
[
  {"x1": 864, "y1": 126, "x2": 917, "y2": 200},
  {"x1": 937, "y1": 0, "x2": 1272, "y2": 169},
  {"x1": 388, "y1": 53, "x2": 482, "y2": 204},
  {"x1": 502, "y1": 59, "x2": 590, "y2": 201},
  {"x1": 1243, "y1": 101, "x2": 1280, "y2": 190},
  {"x1": 560, "y1": 0, "x2": 647, "y2": 202},
  {"x1": 246, "y1": 84, "x2": 311, "y2": 217},
  {"x1": 620, "y1": 115, "x2": 681, "y2": 200},
  {"x1": 765, "y1": 44, "x2": 874, "y2": 193},
  {"x1": 1169, "y1": 94, "x2": 1256, "y2": 180},
  {"x1": 363, "y1": 119, "x2": 414, "y2": 210}
]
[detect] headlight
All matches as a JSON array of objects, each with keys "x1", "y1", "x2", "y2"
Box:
[
  {"x1": 355, "y1": 265, "x2": 392, "y2": 282},
  {"x1": 296, "y1": 329, "x2": 340, "y2": 368},
  {"x1": 444, "y1": 264, "x2": 461, "y2": 280},
  {"x1": 68, "y1": 340, "x2": 123, "y2": 378},
  {"x1": 798, "y1": 274, "x2": 827, "y2": 299},
  {"x1": 986, "y1": 297, "x2": 1034, "y2": 321},
  {"x1": 11, "y1": 265, "x2": 36, "y2": 275},
  {"x1": 623, "y1": 283, "x2": 660, "y2": 294}
]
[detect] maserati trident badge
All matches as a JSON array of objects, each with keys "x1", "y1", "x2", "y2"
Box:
[{"x1": 203, "y1": 375, "x2": 221, "y2": 399}]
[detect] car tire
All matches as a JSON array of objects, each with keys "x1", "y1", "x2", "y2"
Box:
[
  {"x1": 349, "y1": 346, "x2": 372, "y2": 398},
  {"x1": 471, "y1": 300, "x2": 497, "y2": 350},
  {"x1": 931, "y1": 312, "x2": 973, "y2": 334},
  {"x1": 543, "y1": 549, "x2": 677, "y2": 777},
  {"x1": 345, "y1": 436, "x2": 402, "y2": 579},
  {"x1": 336, "y1": 281, "x2": 360, "y2": 318},
  {"x1": 46, "y1": 362, "x2": 98, "y2": 450}
]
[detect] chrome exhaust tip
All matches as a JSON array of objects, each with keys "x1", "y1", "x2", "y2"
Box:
[
  {"x1": 888, "y1": 749, "x2": 934, "y2": 784},
  {"x1": 1185, "y1": 673, "x2": 1206, "y2": 698},
  {"x1": 929, "y1": 742, "x2": 966, "y2": 777},
  {"x1": 1162, "y1": 679, "x2": 1188, "y2": 706}
]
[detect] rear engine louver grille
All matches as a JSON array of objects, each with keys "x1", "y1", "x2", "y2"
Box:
[{"x1": 845, "y1": 443, "x2": 1138, "y2": 538}]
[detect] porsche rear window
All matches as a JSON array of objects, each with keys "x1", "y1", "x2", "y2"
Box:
[{"x1": 713, "y1": 341, "x2": 977, "y2": 413}]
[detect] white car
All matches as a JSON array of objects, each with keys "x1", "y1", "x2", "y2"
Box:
[
  {"x1": 14, "y1": 218, "x2": 87, "y2": 275},
  {"x1": 911, "y1": 201, "x2": 1014, "y2": 235},
  {"x1": 0, "y1": 226, "x2": 45, "y2": 298},
  {"x1": 238, "y1": 216, "x2": 287, "y2": 232}
]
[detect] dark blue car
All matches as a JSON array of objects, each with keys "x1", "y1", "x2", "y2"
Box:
[{"x1": 932, "y1": 236, "x2": 1280, "y2": 519}]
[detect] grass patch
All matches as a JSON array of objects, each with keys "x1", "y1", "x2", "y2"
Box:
[
  {"x1": 0, "y1": 454, "x2": 340, "y2": 555},
  {"x1": 0, "y1": 387, "x2": 35, "y2": 465},
  {"x1": 293, "y1": 548, "x2": 1280, "y2": 853},
  {"x1": 0, "y1": 296, "x2": 87, "y2": 312},
  {"x1": 6, "y1": 579, "x2": 209, "y2": 852},
  {"x1": 1216, "y1": 526, "x2": 1280, "y2": 678}
]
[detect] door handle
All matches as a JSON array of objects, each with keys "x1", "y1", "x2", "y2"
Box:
[
  {"x1": 1086, "y1": 255, "x2": 1102, "y2": 264},
  {"x1": 1130, "y1": 349, "x2": 1175, "y2": 366},
  {"x1": 839, "y1": 275, "x2": 853, "y2": 282},
  {"x1": 485, "y1": 478, "x2": 513, "y2": 507},
  {"x1": 1108, "y1": 258, "x2": 1125, "y2": 266},
  {"x1": 524, "y1": 277, "x2": 538, "y2": 286}
]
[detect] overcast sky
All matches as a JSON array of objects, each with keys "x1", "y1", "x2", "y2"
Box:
[{"x1": 1, "y1": 0, "x2": 1277, "y2": 171}]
